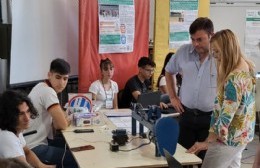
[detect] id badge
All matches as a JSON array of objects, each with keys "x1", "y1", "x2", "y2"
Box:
[{"x1": 105, "y1": 99, "x2": 113, "y2": 109}]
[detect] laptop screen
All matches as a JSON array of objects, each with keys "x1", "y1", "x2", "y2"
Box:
[{"x1": 137, "y1": 91, "x2": 161, "y2": 108}]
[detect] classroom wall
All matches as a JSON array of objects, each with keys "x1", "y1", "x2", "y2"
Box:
[
  {"x1": 209, "y1": 2, "x2": 260, "y2": 72},
  {"x1": 9, "y1": 0, "x2": 79, "y2": 87}
]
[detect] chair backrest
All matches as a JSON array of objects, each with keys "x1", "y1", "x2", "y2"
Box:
[
  {"x1": 118, "y1": 89, "x2": 124, "y2": 108},
  {"x1": 154, "y1": 117, "x2": 179, "y2": 156}
]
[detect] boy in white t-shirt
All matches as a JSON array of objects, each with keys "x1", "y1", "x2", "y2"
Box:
[
  {"x1": 24, "y1": 58, "x2": 78, "y2": 168},
  {"x1": 0, "y1": 90, "x2": 55, "y2": 168}
]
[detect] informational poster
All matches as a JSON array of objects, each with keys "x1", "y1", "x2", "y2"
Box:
[
  {"x1": 169, "y1": 0, "x2": 198, "y2": 49},
  {"x1": 98, "y1": 0, "x2": 135, "y2": 54},
  {"x1": 245, "y1": 10, "x2": 260, "y2": 58}
]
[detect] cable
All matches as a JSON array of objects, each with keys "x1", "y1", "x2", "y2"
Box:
[
  {"x1": 119, "y1": 139, "x2": 152, "y2": 152},
  {"x1": 127, "y1": 136, "x2": 143, "y2": 143},
  {"x1": 61, "y1": 143, "x2": 66, "y2": 168},
  {"x1": 119, "y1": 135, "x2": 154, "y2": 152}
]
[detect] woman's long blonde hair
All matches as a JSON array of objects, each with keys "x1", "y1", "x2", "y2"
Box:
[{"x1": 210, "y1": 29, "x2": 255, "y2": 93}]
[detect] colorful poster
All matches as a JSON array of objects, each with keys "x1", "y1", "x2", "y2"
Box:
[
  {"x1": 98, "y1": 0, "x2": 135, "y2": 53},
  {"x1": 245, "y1": 10, "x2": 260, "y2": 58},
  {"x1": 169, "y1": 0, "x2": 198, "y2": 49}
]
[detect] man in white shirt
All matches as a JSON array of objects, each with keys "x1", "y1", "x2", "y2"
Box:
[{"x1": 165, "y1": 17, "x2": 217, "y2": 161}]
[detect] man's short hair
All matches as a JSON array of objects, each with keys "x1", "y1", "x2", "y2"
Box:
[
  {"x1": 189, "y1": 17, "x2": 214, "y2": 35},
  {"x1": 0, "y1": 90, "x2": 38, "y2": 134},
  {"x1": 138, "y1": 57, "x2": 156, "y2": 68},
  {"x1": 50, "y1": 58, "x2": 71, "y2": 75}
]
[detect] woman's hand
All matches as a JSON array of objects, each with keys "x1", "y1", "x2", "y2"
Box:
[
  {"x1": 219, "y1": 126, "x2": 228, "y2": 141},
  {"x1": 186, "y1": 141, "x2": 208, "y2": 155}
]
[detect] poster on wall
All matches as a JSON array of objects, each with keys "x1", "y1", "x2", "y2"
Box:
[
  {"x1": 169, "y1": 0, "x2": 198, "y2": 49},
  {"x1": 245, "y1": 10, "x2": 260, "y2": 58},
  {"x1": 98, "y1": 0, "x2": 135, "y2": 54}
]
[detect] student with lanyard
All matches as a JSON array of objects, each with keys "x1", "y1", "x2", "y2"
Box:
[
  {"x1": 89, "y1": 58, "x2": 119, "y2": 109},
  {"x1": 0, "y1": 90, "x2": 55, "y2": 168},
  {"x1": 165, "y1": 17, "x2": 217, "y2": 161},
  {"x1": 24, "y1": 58, "x2": 78, "y2": 168}
]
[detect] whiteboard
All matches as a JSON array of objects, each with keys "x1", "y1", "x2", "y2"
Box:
[
  {"x1": 10, "y1": 0, "x2": 78, "y2": 86},
  {"x1": 210, "y1": 2, "x2": 260, "y2": 72}
]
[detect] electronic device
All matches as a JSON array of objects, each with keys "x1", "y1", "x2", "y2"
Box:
[
  {"x1": 112, "y1": 129, "x2": 128, "y2": 146},
  {"x1": 70, "y1": 145, "x2": 95, "y2": 152},
  {"x1": 74, "y1": 129, "x2": 94, "y2": 133},
  {"x1": 23, "y1": 130, "x2": 37, "y2": 136},
  {"x1": 137, "y1": 91, "x2": 161, "y2": 108},
  {"x1": 131, "y1": 103, "x2": 162, "y2": 156},
  {"x1": 73, "y1": 113, "x2": 96, "y2": 127},
  {"x1": 110, "y1": 142, "x2": 119, "y2": 152}
]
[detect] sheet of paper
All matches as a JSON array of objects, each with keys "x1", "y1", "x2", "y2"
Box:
[
  {"x1": 108, "y1": 117, "x2": 148, "y2": 134},
  {"x1": 104, "y1": 111, "x2": 132, "y2": 117}
]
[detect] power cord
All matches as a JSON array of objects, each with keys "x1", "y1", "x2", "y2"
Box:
[
  {"x1": 127, "y1": 136, "x2": 143, "y2": 143},
  {"x1": 119, "y1": 135, "x2": 154, "y2": 152},
  {"x1": 61, "y1": 143, "x2": 66, "y2": 168},
  {"x1": 119, "y1": 139, "x2": 152, "y2": 152}
]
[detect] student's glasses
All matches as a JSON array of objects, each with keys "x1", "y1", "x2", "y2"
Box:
[{"x1": 143, "y1": 68, "x2": 154, "y2": 73}]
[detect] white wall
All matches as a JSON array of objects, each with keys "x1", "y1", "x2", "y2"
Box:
[
  {"x1": 10, "y1": 0, "x2": 78, "y2": 86},
  {"x1": 210, "y1": 1, "x2": 260, "y2": 72}
]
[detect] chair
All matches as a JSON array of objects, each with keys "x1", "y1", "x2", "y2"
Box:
[
  {"x1": 117, "y1": 89, "x2": 124, "y2": 108},
  {"x1": 154, "y1": 117, "x2": 179, "y2": 157}
]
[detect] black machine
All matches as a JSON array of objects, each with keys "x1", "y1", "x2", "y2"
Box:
[
  {"x1": 112, "y1": 129, "x2": 128, "y2": 146},
  {"x1": 131, "y1": 103, "x2": 162, "y2": 156}
]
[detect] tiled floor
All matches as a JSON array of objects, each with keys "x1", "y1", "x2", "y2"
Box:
[{"x1": 241, "y1": 135, "x2": 259, "y2": 168}]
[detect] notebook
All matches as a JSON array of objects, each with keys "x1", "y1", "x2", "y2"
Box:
[{"x1": 137, "y1": 91, "x2": 161, "y2": 108}]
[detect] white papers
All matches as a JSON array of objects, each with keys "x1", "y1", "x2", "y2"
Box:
[
  {"x1": 108, "y1": 117, "x2": 148, "y2": 134},
  {"x1": 98, "y1": 0, "x2": 135, "y2": 53},
  {"x1": 104, "y1": 110, "x2": 132, "y2": 117}
]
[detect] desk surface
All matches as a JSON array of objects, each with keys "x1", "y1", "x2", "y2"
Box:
[{"x1": 62, "y1": 109, "x2": 201, "y2": 168}]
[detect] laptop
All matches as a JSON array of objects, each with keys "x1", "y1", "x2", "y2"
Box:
[
  {"x1": 137, "y1": 91, "x2": 161, "y2": 108},
  {"x1": 163, "y1": 148, "x2": 182, "y2": 168}
]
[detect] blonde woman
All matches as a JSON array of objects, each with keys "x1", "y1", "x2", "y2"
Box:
[
  {"x1": 89, "y1": 58, "x2": 118, "y2": 109},
  {"x1": 187, "y1": 29, "x2": 256, "y2": 168}
]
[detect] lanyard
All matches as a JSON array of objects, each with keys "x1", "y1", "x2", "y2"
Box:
[{"x1": 101, "y1": 80, "x2": 113, "y2": 100}]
